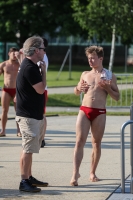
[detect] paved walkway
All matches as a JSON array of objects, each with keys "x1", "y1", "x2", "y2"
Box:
[
  {"x1": 0, "y1": 105, "x2": 130, "y2": 122},
  {"x1": 0, "y1": 115, "x2": 131, "y2": 200},
  {"x1": 0, "y1": 106, "x2": 130, "y2": 119},
  {"x1": 48, "y1": 85, "x2": 131, "y2": 94},
  {"x1": 0, "y1": 87, "x2": 132, "y2": 199}
]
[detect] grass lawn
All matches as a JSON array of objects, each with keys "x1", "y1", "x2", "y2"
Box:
[
  {"x1": 47, "y1": 89, "x2": 133, "y2": 107},
  {"x1": 0, "y1": 64, "x2": 133, "y2": 88},
  {"x1": 47, "y1": 65, "x2": 133, "y2": 87},
  {"x1": 3, "y1": 89, "x2": 132, "y2": 116}
]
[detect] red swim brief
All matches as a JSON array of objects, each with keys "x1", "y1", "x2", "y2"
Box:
[
  {"x1": 80, "y1": 106, "x2": 106, "y2": 121},
  {"x1": 44, "y1": 90, "x2": 48, "y2": 114},
  {"x1": 3, "y1": 88, "x2": 16, "y2": 98}
]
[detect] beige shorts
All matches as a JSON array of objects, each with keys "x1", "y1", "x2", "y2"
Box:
[{"x1": 16, "y1": 116, "x2": 44, "y2": 153}]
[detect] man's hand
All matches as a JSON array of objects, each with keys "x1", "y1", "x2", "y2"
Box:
[
  {"x1": 15, "y1": 51, "x2": 20, "y2": 60},
  {"x1": 15, "y1": 49, "x2": 25, "y2": 65},
  {"x1": 39, "y1": 61, "x2": 46, "y2": 72},
  {"x1": 98, "y1": 79, "x2": 111, "y2": 91},
  {"x1": 77, "y1": 80, "x2": 91, "y2": 93}
]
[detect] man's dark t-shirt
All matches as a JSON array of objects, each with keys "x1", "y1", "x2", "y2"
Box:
[{"x1": 16, "y1": 58, "x2": 44, "y2": 120}]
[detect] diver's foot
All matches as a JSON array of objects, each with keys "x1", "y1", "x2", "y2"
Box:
[
  {"x1": 89, "y1": 173, "x2": 100, "y2": 182},
  {"x1": 0, "y1": 132, "x2": 6, "y2": 137},
  {"x1": 70, "y1": 174, "x2": 80, "y2": 186}
]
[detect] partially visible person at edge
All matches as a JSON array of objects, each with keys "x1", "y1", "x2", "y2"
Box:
[
  {"x1": 15, "y1": 37, "x2": 49, "y2": 148},
  {"x1": 37, "y1": 38, "x2": 49, "y2": 148},
  {"x1": 0, "y1": 47, "x2": 21, "y2": 137},
  {"x1": 70, "y1": 45, "x2": 120, "y2": 186},
  {"x1": 15, "y1": 36, "x2": 48, "y2": 193}
]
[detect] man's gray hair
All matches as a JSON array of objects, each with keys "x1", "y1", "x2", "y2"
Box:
[{"x1": 23, "y1": 36, "x2": 43, "y2": 56}]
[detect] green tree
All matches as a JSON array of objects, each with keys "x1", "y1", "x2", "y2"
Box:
[
  {"x1": 0, "y1": 0, "x2": 85, "y2": 47},
  {"x1": 71, "y1": 0, "x2": 133, "y2": 70}
]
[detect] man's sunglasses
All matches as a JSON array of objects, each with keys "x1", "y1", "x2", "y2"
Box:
[{"x1": 38, "y1": 47, "x2": 46, "y2": 52}]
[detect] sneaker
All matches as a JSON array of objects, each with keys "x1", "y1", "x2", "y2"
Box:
[
  {"x1": 29, "y1": 176, "x2": 48, "y2": 187},
  {"x1": 19, "y1": 179, "x2": 41, "y2": 192},
  {"x1": 41, "y1": 139, "x2": 45, "y2": 148}
]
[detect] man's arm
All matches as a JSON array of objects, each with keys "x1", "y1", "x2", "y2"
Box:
[
  {"x1": 15, "y1": 49, "x2": 25, "y2": 65},
  {"x1": 74, "y1": 84, "x2": 81, "y2": 95},
  {"x1": 74, "y1": 71, "x2": 91, "y2": 95},
  {"x1": 0, "y1": 62, "x2": 4, "y2": 75},
  {"x1": 99, "y1": 74, "x2": 120, "y2": 101},
  {"x1": 74, "y1": 72, "x2": 83, "y2": 95},
  {"x1": 32, "y1": 62, "x2": 46, "y2": 94}
]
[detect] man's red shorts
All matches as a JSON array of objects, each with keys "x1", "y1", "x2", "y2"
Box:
[{"x1": 44, "y1": 90, "x2": 48, "y2": 114}]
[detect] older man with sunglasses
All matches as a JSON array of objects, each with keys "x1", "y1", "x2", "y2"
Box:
[{"x1": 16, "y1": 36, "x2": 48, "y2": 193}]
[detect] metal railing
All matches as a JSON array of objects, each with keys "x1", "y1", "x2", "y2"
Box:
[
  {"x1": 121, "y1": 104, "x2": 133, "y2": 193},
  {"x1": 108, "y1": 74, "x2": 133, "y2": 107}
]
